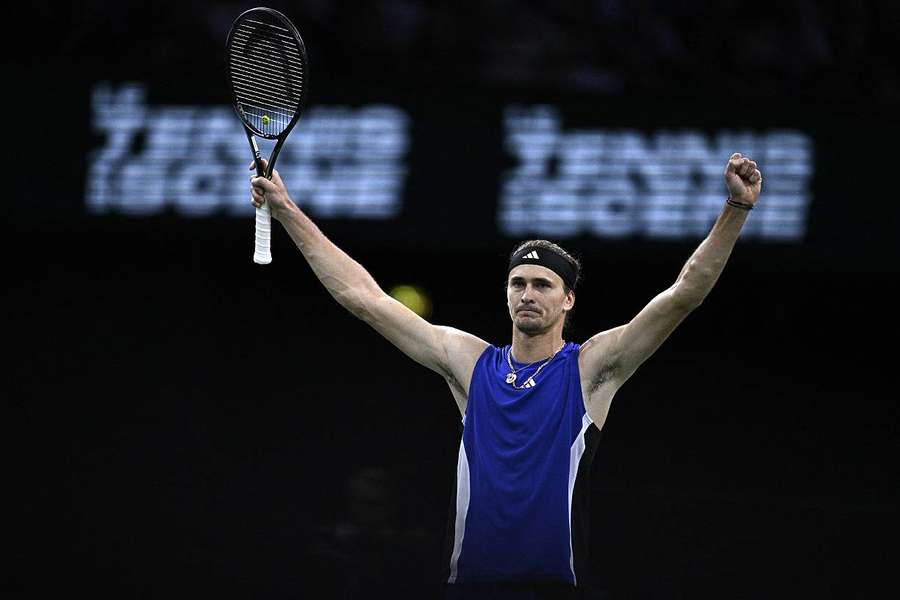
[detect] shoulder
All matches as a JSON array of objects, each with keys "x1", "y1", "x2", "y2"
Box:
[
  {"x1": 578, "y1": 326, "x2": 625, "y2": 361},
  {"x1": 437, "y1": 327, "x2": 492, "y2": 391},
  {"x1": 438, "y1": 327, "x2": 491, "y2": 361}
]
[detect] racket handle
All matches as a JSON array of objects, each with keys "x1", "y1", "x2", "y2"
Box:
[{"x1": 253, "y1": 204, "x2": 273, "y2": 264}]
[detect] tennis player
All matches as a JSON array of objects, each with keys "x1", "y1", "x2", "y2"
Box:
[{"x1": 249, "y1": 153, "x2": 762, "y2": 599}]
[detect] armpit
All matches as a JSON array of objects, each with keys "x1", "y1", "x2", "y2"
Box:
[
  {"x1": 585, "y1": 364, "x2": 615, "y2": 395},
  {"x1": 579, "y1": 329, "x2": 624, "y2": 393},
  {"x1": 445, "y1": 374, "x2": 468, "y2": 419}
]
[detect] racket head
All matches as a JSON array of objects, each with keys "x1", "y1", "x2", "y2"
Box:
[{"x1": 225, "y1": 7, "x2": 308, "y2": 140}]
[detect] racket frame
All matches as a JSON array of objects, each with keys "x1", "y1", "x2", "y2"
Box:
[{"x1": 225, "y1": 7, "x2": 308, "y2": 263}]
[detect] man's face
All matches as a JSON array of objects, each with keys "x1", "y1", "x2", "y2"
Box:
[{"x1": 506, "y1": 265, "x2": 575, "y2": 335}]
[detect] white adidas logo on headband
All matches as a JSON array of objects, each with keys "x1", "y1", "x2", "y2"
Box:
[{"x1": 523, "y1": 251, "x2": 540, "y2": 259}]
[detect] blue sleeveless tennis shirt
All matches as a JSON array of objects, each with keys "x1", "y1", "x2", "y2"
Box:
[{"x1": 443, "y1": 342, "x2": 603, "y2": 586}]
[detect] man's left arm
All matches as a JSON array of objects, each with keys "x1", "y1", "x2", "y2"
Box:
[{"x1": 580, "y1": 153, "x2": 763, "y2": 390}]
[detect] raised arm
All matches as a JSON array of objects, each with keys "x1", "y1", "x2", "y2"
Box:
[
  {"x1": 249, "y1": 161, "x2": 488, "y2": 403},
  {"x1": 579, "y1": 153, "x2": 762, "y2": 391}
]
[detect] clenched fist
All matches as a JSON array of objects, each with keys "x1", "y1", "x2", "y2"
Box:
[{"x1": 724, "y1": 153, "x2": 762, "y2": 206}]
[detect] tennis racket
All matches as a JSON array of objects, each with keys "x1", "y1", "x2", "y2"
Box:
[{"x1": 225, "y1": 7, "x2": 308, "y2": 264}]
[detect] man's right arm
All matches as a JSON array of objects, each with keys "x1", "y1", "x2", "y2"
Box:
[{"x1": 250, "y1": 165, "x2": 488, "y2": 394}]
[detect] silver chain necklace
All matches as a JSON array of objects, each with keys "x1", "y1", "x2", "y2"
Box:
[{"x1": 505, "y1": 342, "x2": 565, "y2": 389}]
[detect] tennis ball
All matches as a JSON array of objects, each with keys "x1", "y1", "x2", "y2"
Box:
[
  {"x1": 389, "y1": 284, "x2": 432, "y2": 318},
  {"x1": 261, "y1": 115, "x2": 271, "y2": 125}
]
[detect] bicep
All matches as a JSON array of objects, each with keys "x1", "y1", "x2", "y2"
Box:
[
  {"x1": 581, "y1": 285, "x2": 697, "y2": 387},
  {"x1": 360, "y1": 294, "x2": 487, "y2": 382}
]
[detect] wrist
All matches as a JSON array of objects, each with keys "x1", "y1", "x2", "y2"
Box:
[
  {"x1": 272, "y1": 199, "x2": 301, "y2": 222},
  {"x1": 726, "y1": 196, "x2": 754, "y2": 211}
]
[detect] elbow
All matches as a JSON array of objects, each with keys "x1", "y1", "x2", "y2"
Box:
[
  {"x1": 673, "y1": 289, "x2": 704, "y2": 312},
  {"x1": 334, "y1": 287, "x2": 378, "y2": 321},
  {"x1": 672, "y1": 280, "x2": 706, "y2": 311},
  {"x1": 675, "y1": 261, "x2": 716, "y2": 309}
]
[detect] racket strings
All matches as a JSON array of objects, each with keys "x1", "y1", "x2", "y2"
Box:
[
  {"x1": 232, "y1": 25, "x2": 303, "y2": 59},
  {"x1": 227, "y1": 15, "x2": 305, "y2": 138}
]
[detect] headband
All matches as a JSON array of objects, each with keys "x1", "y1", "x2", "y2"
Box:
[{"x1": 508, "y1": 247, "x2": 577, "y2": 291}]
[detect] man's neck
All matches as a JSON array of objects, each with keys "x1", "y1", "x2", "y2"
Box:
[{"x1": 510, "y1": 328, "x2": 565, "y2": 364}]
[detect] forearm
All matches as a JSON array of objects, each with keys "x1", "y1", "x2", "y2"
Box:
[
  {"x1": 674, "y1": 202, "x2": 750, "y2": 305},
  {"x1": 278, "y1": 205, "x2": 383, "y2": 316}
]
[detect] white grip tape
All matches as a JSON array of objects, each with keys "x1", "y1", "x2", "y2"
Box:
[{"x1": 253, "y1": 204, "x2": 272, "y2": 264}]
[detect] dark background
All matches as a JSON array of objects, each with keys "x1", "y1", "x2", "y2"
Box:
[{"x1": 7, "y1": 1, "x2": 899, "y2": 598}]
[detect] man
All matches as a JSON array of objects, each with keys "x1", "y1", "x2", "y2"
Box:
[{"x1": 249, "y1": 153, "x2": 762, "y2": 598}]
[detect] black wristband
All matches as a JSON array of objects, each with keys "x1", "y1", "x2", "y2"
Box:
[{"x1": 726, "y1": 197, "x2": 754, "y2": 211}]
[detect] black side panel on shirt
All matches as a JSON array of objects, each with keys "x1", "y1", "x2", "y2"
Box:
[{"x1": 571, "y1": 423, "x2": 604, "y2": 585}]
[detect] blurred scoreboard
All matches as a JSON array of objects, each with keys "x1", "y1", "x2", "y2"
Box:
[
  {"x1": 500, "y1": 106, "x2": 811, "y2": 240},
  {"x1": 85, "y1": 82, "x2": 813, "y2": 243},
  {"x1": 86, "y1": 83, "x2": 409, "y2": 219}
]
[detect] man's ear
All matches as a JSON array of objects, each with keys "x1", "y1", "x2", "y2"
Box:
[{"x1": 565, "y1": 290, "x2": 575, "y2": 311}]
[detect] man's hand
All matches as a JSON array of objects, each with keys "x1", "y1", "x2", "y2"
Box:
[
  {"x1": 249, "y1": 159, "x2": 298, "y2": 222},
  {"x1": 724, "y1": 153, "x2": 762, "y2": 206}
]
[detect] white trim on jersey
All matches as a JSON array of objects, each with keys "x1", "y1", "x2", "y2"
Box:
[{"x1": 447, "y1": 438, "x2": 472, "y2": 583}]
